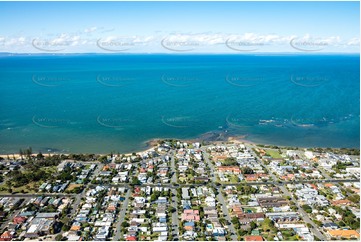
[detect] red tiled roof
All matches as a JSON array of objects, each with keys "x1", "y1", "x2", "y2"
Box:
[{"x1": 244, "y1": 235, "x2": 263, "y2": 241}]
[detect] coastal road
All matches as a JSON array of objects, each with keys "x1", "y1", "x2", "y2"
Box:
[{"x1": 114, "y1": 188, "x2": 131, "y2": 241}]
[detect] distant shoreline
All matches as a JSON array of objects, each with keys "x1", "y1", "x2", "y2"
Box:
[{"x1": 1, "y1": 134, "x2": 359, "y2": 158}]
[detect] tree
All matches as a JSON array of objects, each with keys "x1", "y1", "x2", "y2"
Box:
[
  {"x1": 37, "y1": 152, "x2": 44, "y2": 160},
  {"x1": 219, "y1": 218, "x2": 227, "y2": 225},
  {"x1": 6, "y1": 180, "x2": 12, "y2": 191},
  {"x1": 19, "y1": 149, "x2": 24, "y2": 160},
  {"x1": 261, "y1": 218, "x2": 275, "y2": 232},
  {"x1": 121, "y1": 221, "x2": 129, "y2": 227},
  {"x1": 250, "y1": 221, "x2": 257, "y2": 230},
  {"x1": 348, "y1": 194, "x2": 360, "y2": 204},
  {"x1": 26, "y1": 147, "x2": 32, "y2": 158},
  {"x1": 55, "y1": 234, "x2": 63, "y2": 241},
  {"x1": 232, "y1": 216, "x2": 241, "y2": 229},
  {"x1": 241, "y1": 166, "x2": 254, "y2": 174},
  {"x1": 302, "y1": 204, "x2": 312, "y2": 213},
  {"x1": 131, "y1": 177, "x2": 141, "y2": 186}
]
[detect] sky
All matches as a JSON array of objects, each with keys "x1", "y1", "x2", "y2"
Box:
[{"x1": 0, "y1": 1, "x2": 359, "y2": 53}]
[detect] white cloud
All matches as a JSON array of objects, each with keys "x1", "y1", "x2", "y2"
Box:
[
  {"x1": 84, "y1": 26, "x2": 97, "y2": 33},
  {"x1": 0, "y1": 31, "x2": 358, "y2": 53},
  {"x1": 346, "y1": 37, "x2": 359, "y2": 46}
]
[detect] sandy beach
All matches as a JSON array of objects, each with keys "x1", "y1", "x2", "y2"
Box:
[{"x1": 0, "y1": 135, "x2": 252, "y2": 159}]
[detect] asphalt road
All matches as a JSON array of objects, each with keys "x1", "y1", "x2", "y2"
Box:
[
  {"x1": 170, "y1": 188, "x2": 180, "y2": 240},
  {"x1": 261, "y1": 158, "x2": 327, "y2": 241},
  {"x1": 114, "y1": 188, "x2": 131, "y2": 241},
  {"x1": 216, "y1": 190, "x2": 238, "y2": 240}
]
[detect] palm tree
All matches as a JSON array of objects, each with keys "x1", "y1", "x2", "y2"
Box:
[{"x1": 6, "y1": 180, "x2": 12, "y2": 193}]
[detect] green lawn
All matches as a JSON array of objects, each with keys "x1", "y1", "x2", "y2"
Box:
[
  {"x1": 266, "y1": 150, "x2": 283, "y2": 159},
  {"x1": 281, "y1": 230, "x2": 299, "y2": 241},
  {"x1": 0, "y1": 181, "x2": 39, "y2": 194}
]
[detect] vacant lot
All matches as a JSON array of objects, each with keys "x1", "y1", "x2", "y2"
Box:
[
  {"x1": 266, "y1": 149, "x2": 282, "y2": 159},
  {"x1": 65, "y1": 183, "x2": 83, "y2": 192}
]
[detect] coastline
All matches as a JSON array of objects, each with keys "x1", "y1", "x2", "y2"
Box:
[
  {"x1": 0, "y1": 134, "x2": 250, "y2": 158},
  {"x1": 1, "y1": 131, "x2": 359, "y2": 157}
]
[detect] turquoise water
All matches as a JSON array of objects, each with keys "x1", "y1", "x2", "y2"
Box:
[{"x1": 0, "y1": 54, "x2": 359, "y2": 153}]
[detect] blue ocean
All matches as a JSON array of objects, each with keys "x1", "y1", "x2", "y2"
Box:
[{"x1": 0, "y1": 54, "x2": 359, "y2": 154}]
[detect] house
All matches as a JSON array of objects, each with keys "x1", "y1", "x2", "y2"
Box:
[
  {"x1": 181, "y1": 209, "x2": 200, "y2": 222},
  {"x1": 266, "y1": 212, "x2": 300, "y2": 224},
  {"x1": 0, "y1": 231, "x2": 12, "y2": 241},
  {"x1": 232, "y1": 205, "x2": 243, "y2": 217},
  {"x1": 257, "y1": 197, "x2": 288, "y2": 208},
  {"x1": 182, "y1": 188, "x2": 190, "y2": 200},
  {"x1": 13, "y1": 216, "x2": 27, "y2": 224},
  {"x1": 194, "y1": 176, "x2": 209, "y2": 182},
  {"x1": 184, "y1": 221, "x2": 195, "y2": 231},
  {"x1": 328, "y1": 230, "x2": 360, "y2": 239},
  {"x1": 238, "y1": 213, "x2": 265, "y2": 222},
  {"x1": 244, "y1": 174, "x2": 266, "y2": 181},
  {"x1": 218, "y1": 166, "x2": 241, "y2": 174},
  {"x1": 323, "y1": 222, "x2": 338, "y2": 230},
  {"x1": 244, "y1": 235, "x2": 264, "y2": 241},
  {"x1": 126, "y1": 236, "x2": 137, "y2": 241},
  {"x1": 95, "y1": 226, "x2": 110, "y2": 240},
  {"x1": 35, "y1": 212, "x2": 60, "y2": 219},
  {"x1": 304, "y1": 151, "x2": 314, "y2": 159},
  {"x1": 25, "y1": 219, "x2": 54, "y2": 238},
  {"x1": 70, "y1": 222, "x2": 82, "y2": 232},
  {"x1": 331, "y1": 199, "x2": 352, "y2": 206}
]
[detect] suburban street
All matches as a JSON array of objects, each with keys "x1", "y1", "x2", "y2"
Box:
[
  {"x1": 170, "y1": 188, "x2": 180, "y2": 240},
  {"x1": 114, "y1": 188, "x2": 131, "y2": 241},
  {"x1": 201, "y1": 147, "x2": 216, "y2": 183},
  {"x1": 70, "y1": 163, "x2": 103, "y2": 216},
  {"x1": 260, "y1": 158, "x2": 327, "y2": 241},
  {"x1": 216, "y1": 190, "x2": 238, "y2": 240},
  {"x1": 169, "y1": 152, "x2": 180, "y2": 240},
  {"x1": 0, "y1": 144, "x2": 358, "y2": 241}
]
